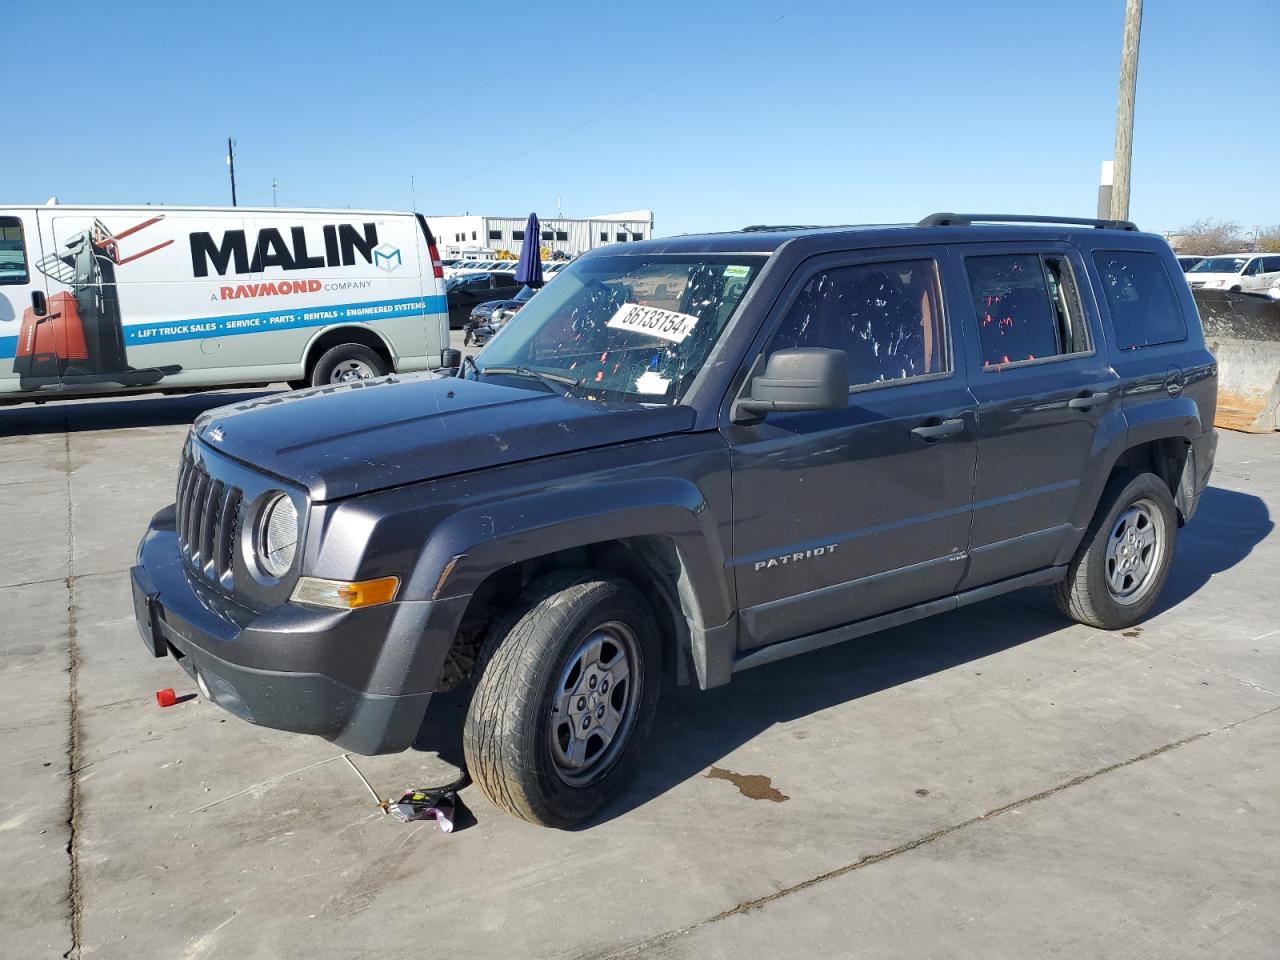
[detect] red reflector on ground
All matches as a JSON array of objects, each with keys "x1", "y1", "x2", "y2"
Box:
[{"x1": 155, "y1": 688, "x2": 177, "y2": 708}]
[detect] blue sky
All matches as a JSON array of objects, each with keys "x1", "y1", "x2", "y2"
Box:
[{"x1": 5, "y1": 0, "x2": 1277, "y2": 237}]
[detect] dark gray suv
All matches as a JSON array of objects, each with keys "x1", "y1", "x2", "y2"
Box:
[{"x1": 132, "y1": 214, "x2": 1218, "y2": 827}]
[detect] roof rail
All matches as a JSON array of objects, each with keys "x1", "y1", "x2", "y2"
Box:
[
  {"x1": 917, "y1": 213, "x2": 1139, "y2": 232},
  {"x1": 741, "y1": 224, "x2": 830, "y2": 232}
]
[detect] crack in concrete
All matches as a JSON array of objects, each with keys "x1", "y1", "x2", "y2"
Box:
[
  {"x1": 597, "y1": 703, "x2": 1280, "y2": 960},
  {"x1": 1120, "y1": 633, "x2": 1280, "y2": 698},
  {"x1": 61, "y1": 423, "x2": 83, "y2": 960},
  {"x1": 997, "y1": 593, "x2": 1280, "y2": 700},
  {"x1": 2, "y1": 575, "x2": 80, "y2": 590}
]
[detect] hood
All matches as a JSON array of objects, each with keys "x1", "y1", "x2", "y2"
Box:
[
  {"x1": 472, "y1": 298, "x2": 520, "y2": 318},
  {"x1": 192, "y1": 373, "x2": 695, "y2": 501},
  {"x1": 1186, "y1": 272, "x2": 1238, "y2": 285}
]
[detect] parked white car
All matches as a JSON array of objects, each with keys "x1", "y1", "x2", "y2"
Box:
[{"x1": 1186, "y1": 253, "x2": 1280, "y2": 292}]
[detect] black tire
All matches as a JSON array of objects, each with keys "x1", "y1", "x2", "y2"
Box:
[
  {"x1": 463, "y1": 569, "x2": 662, "y2": 828},
  {"x1": 309, "y1": 343, "x2": 388, "y2": 387},
  {"x1": 1055, "y1": 470, "x2": 1178, "y2": 630}
]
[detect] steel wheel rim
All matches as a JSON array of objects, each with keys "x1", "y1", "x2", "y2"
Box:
[
  {"x1": 549, "y1": 622, "x2": 641, "y2": 786},
  {"x1": 330, "y1": 359, "x2": 376, "y2": 383},
  {"x1": 1105, "y1": 498, "x2": 1163, "y2": 605}
]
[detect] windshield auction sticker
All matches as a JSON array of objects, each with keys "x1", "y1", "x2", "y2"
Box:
[{"x1": 606, "y1": 302, "x2": 699, "y2": 343}]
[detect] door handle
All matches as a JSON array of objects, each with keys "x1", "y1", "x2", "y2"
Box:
[
  {"x1": 1067, "y1": 391, "x2": 1110, "y2": 411},
  {"x1": 910, "y1": 418, "x2": 965, "y2": 442},
  {"x1": 31, "y1": 290, "x2": 47, "y2": 317}
]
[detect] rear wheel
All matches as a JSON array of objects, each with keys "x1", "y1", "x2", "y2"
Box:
[
  {"x1": 463, "y1": 570, "x2": 661, "y2": 827},
  {"x1": 310, "y1": 343, "x2": 388, "y2": 387},
  {"x1": 1055, "y1": 471, "x2": 1177, "y2": 630}
]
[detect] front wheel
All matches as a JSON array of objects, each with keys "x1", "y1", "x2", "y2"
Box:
[
  {"x1": 1055, "y1": 471, "x2": 1178, "y2": 630},
  {"x1": 463, "y1": 570, "x2": 661, "y2": 827}
]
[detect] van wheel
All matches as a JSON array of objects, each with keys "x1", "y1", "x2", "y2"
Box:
[
  {"x1": 310, "y1": 343, "x2": 388, "y2": 387},
  {"x1": 463, "y1": 570, "x2": 661, "y2": 828},
  {"x1": 1055, "y1": 471, "x2": 1177, "y2": 630}
]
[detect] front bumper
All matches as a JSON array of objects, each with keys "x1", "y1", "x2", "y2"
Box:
[{"x1": 132, "y1": 505, "x2": 465, "y2": 754}]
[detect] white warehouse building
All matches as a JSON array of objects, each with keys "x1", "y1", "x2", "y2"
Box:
[{"x1": 426, "y1": 210, "x2": 653, "y2": 259}]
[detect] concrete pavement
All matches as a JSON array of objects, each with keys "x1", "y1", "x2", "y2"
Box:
[{"x1": 1, "y1": 379, "x2": 1277, "y2": 959}]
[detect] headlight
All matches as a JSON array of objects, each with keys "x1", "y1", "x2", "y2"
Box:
[{"x1": 256, "y1": 493, "x2": 298, "y2": 578}]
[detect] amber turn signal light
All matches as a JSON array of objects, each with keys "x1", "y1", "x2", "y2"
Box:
[{"x1": 291, "y1": 576, "x2": 400, "y2": 610}]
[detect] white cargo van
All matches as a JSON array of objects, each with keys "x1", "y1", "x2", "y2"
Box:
[{"x1": 0, "y1": 205, "x2": 449, "y2": 402}]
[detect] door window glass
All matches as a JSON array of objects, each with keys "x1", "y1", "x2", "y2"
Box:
[
  {"x1": 966, "y1": 254, "x2": 1089, "y2": 368},
  {"x1": 770, "y1": 259, "x2": 947, "y2": 388},
  {"x1": 1092, "y1": 250, "x2": 1188, "y2": 349},
  {"x1": 0, "y1": 217, "x2": 29, "y2": 285}
]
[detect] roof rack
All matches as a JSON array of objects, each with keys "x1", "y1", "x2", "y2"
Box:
[{"x1": 917, "y1": 213, "x2": 1139, "y2": 232}]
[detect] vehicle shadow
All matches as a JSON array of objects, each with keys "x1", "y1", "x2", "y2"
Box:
[
  {"x1": 0, "y1": 389, "x2": 285, "y2": 436},
  {"x1": 1157, "y1": 485, "x2": 1273, "y2": 611},
  {"x1": 413, "y1": 484, "x2": 1272, "y2": 830}
]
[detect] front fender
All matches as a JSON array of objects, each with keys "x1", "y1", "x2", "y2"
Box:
[{"x1": 409, "y1": 476, "x2": 734, "y2": 626}]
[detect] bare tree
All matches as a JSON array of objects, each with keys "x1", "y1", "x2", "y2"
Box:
[
  {"x1": 1256, "y1": 225, "x2": 1280, "y2": 254},
  {"x1": 1171, "y1": 219, "x2": 1244, "y2": 255}
]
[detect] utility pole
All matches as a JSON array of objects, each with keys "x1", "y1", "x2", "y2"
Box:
[
  {"x1": 271, "y1": 178, "x2": 278, "y2": 208},
  {"x1": 1110, "y1": 0, "x2": 1142, "y2": 221},
  {"x1": 226, "y1": 137, "x2": 238, "y2": 207}
]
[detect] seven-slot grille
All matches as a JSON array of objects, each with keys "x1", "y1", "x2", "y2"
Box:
[{"x1": 175, "y1": 449, "x2": 243, "y2": 587}]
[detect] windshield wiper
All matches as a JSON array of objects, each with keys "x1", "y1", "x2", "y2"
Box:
[{"x1": 479, "y1": 365, "x2": 582, "y2": 396}]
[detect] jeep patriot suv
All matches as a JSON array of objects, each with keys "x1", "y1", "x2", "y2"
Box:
[{"x1": 132, "y1": 214, "x2": 1218, "y2": 827}]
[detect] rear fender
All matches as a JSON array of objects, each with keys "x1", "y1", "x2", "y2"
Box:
[
  {"x1": 1067, "y1": 406, "x2": 1129, "y2": 533},
  {"x1": 1065, "y1": 396, "x2": 1203, "y2": 550}
]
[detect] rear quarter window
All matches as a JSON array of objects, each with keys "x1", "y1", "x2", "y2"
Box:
[{"x1": 1092, "y1": 251, "x2": 1187, "y2": 350}]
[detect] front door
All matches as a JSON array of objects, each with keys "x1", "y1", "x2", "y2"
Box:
[
  {"x1": 0, "y1": 211, "x2": 59, "y2": 396},
  {"x1": 953, "y1": 244, "x2": 1122, "y2": 589},
  {"x1": 726, "y1": 249, "x2": 978, "y2": 651}
]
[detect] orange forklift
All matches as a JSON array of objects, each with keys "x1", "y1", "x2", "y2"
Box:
[{"x1": 15, "y1": 215, "x2": 182, "y2": 392}]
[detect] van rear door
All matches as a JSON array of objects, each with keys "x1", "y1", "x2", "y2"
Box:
[{"x1": 0, "y1": 210, "x2": 58, "y2": 397}]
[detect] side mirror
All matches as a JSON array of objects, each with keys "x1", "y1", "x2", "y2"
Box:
[
  {"x1": 438, "y1": 348, "x2": 461, "y2": 372},
  {"x1": 732, "y1": 348, "x2": 849, "y2": 423}
]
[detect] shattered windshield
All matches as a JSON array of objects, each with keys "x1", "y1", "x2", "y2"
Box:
[{"x1": 470, "y1": 253, "x2": 764, "y2": 403}]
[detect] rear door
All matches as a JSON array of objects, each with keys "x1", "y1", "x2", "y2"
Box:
[
  {"x1": 449, "y1": 274, "x2": 493, "y2": 326},
  {"x1": 0, "y1": 210, "x2": 58, "y2": 396},
  {"x1": 955, "y1": 243, "x2": 1122, "y2": 589},
  {"x1": 726, "y1": 248, "x2": 978, "y2": 650},
  {"x1": 1257, "y1": 255, "x2": 1280, "y2": 291}
]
